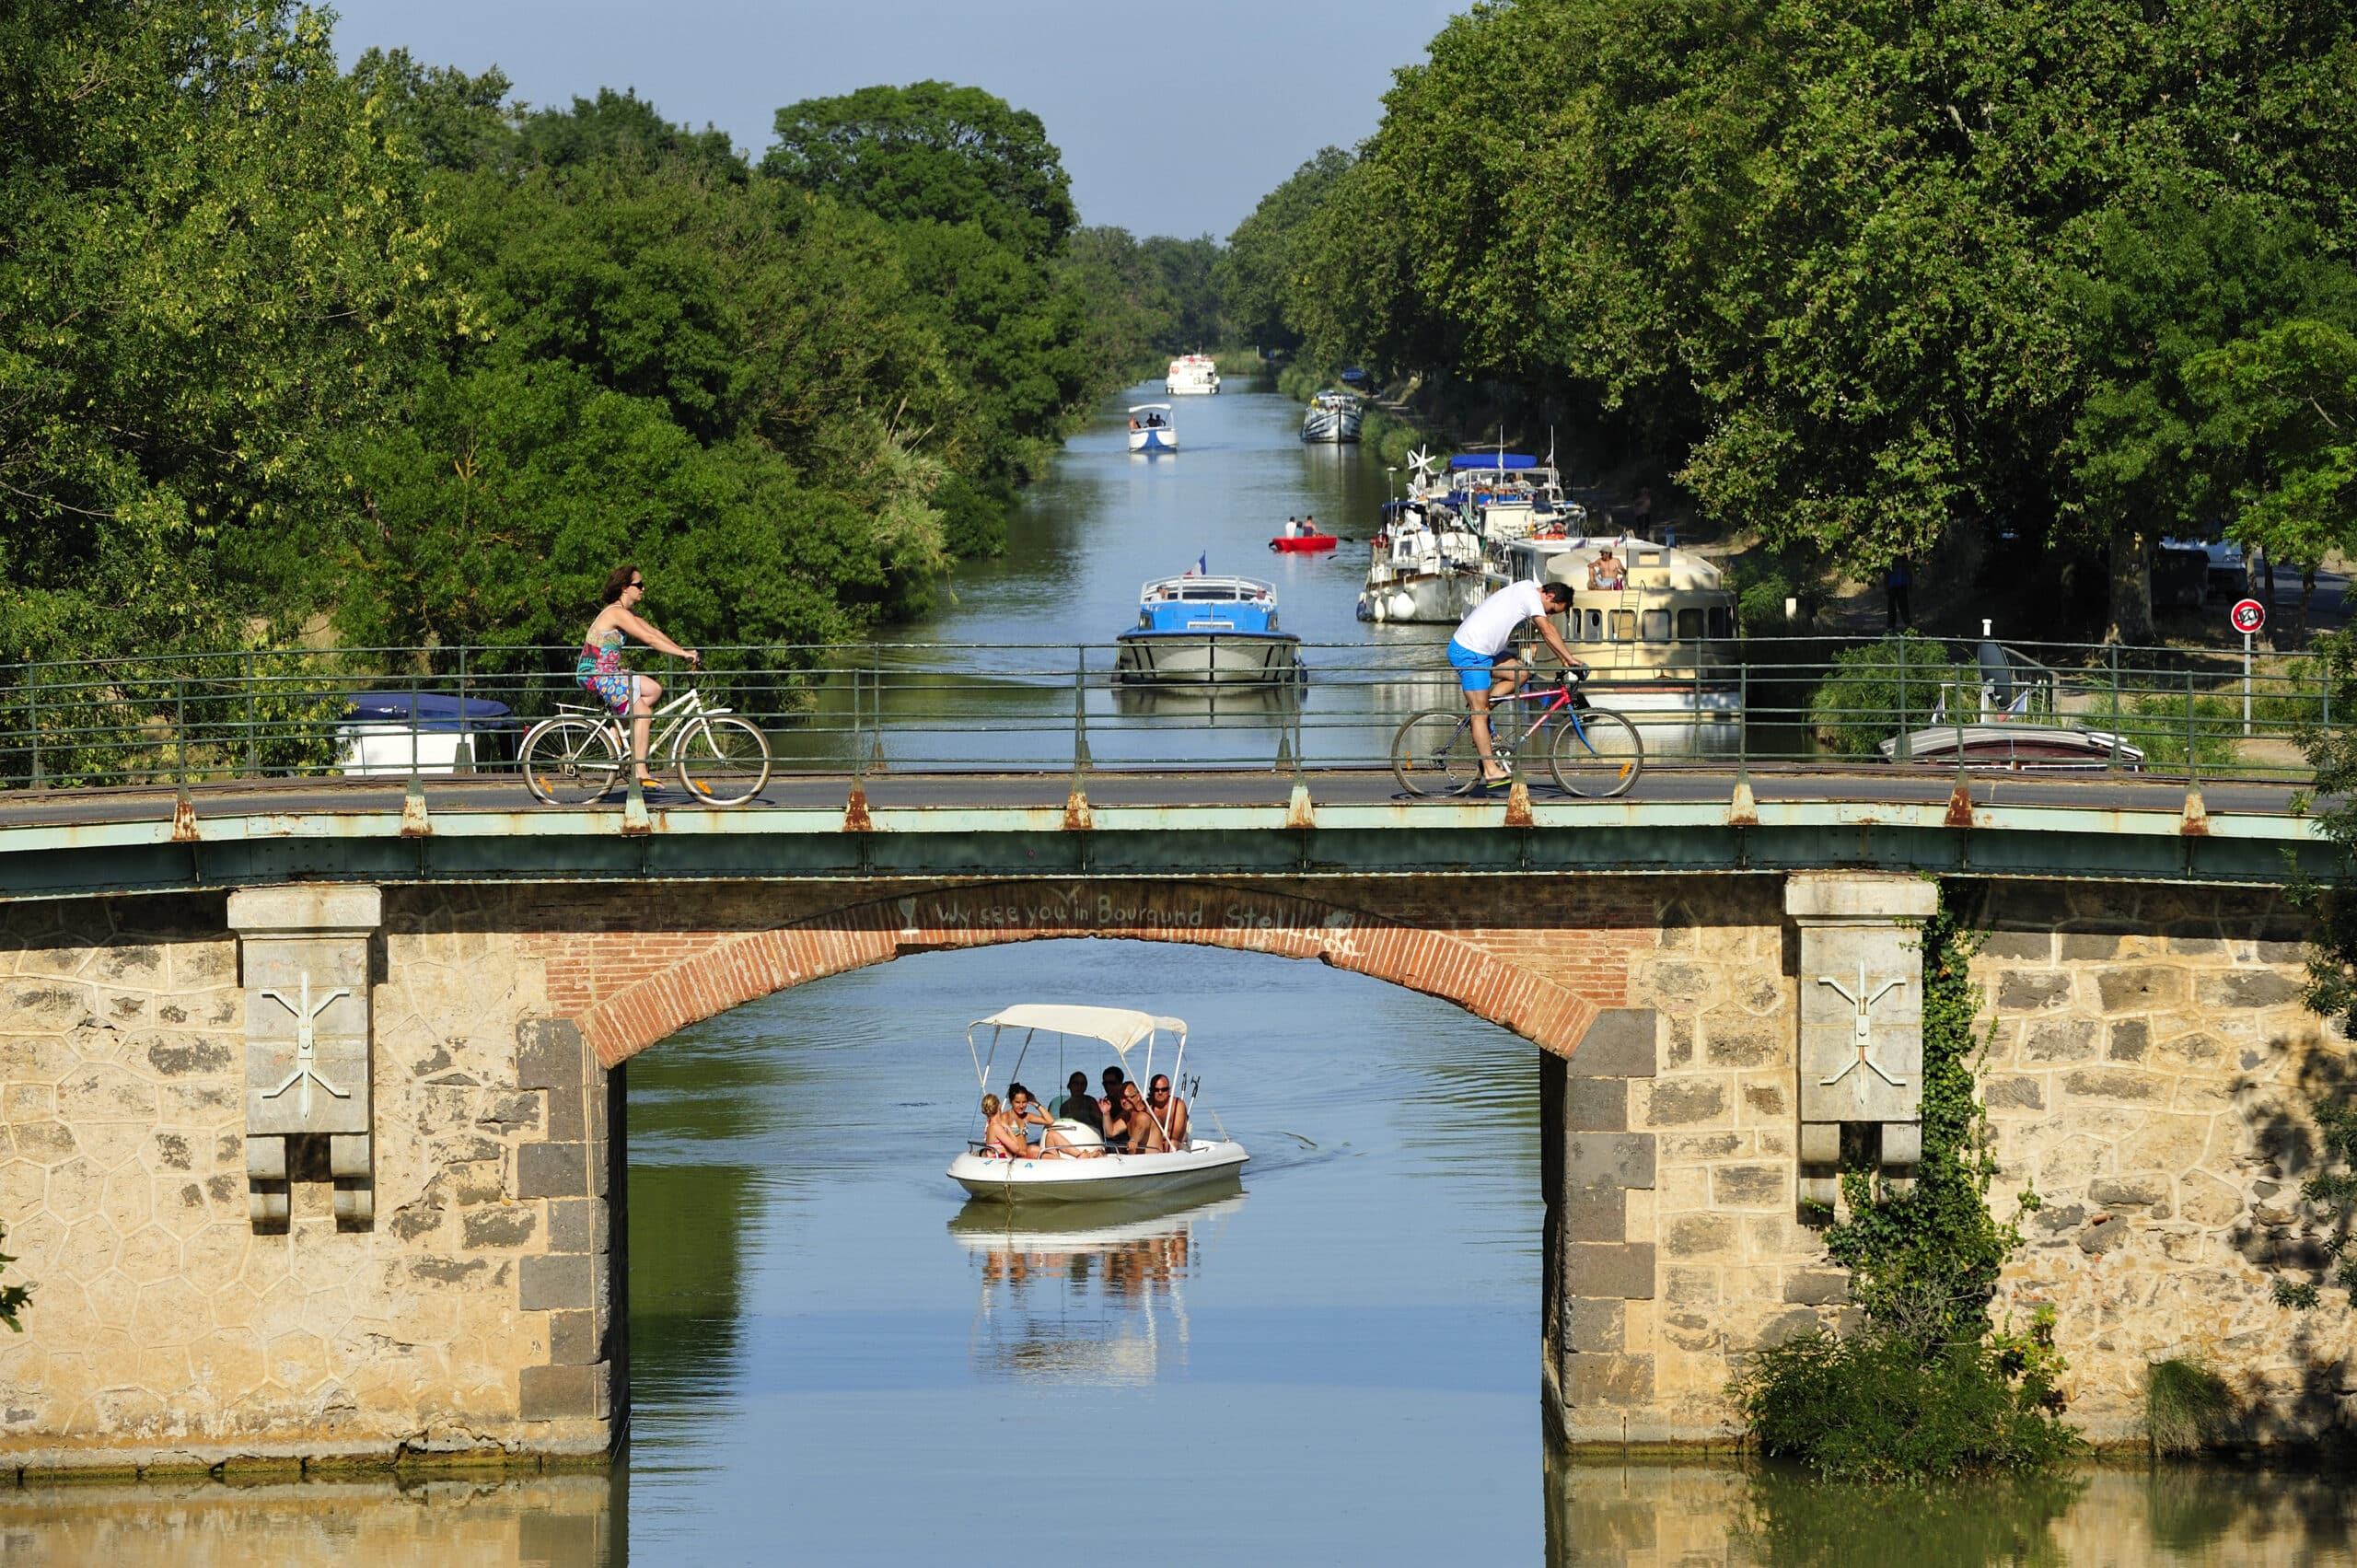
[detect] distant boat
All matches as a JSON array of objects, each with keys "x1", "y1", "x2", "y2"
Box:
[
  {"x1": 1164, "y1": 354, "x2": 1221, "y2": 396},
  {"x1": 1300, "y1": 390, "x2": 1364, "y2": 444},
  {"x1": 1115, "y1": 573, "x2": 1304, "y2": 685},
  {"x1": 1127, "y1": 403, "x2": 1177, "y2": 453}
]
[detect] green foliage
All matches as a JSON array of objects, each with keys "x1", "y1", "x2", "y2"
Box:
[
  {"x1": 1736, "y1": 889, "x2": 2080, "y2": 1479},
  {"x1": 0, "y1": 0, "x2": 458, "y2": 660},
  {"x1": 1808, "y1": 635, "x2": 1965, "y2": 757},
  {"x1": 1821, "y1": 898, "x2": 2019, "y2": 1343},
  {"x1": 762, "y1": 81, "x2": 1075, "y2": 263},
  {"x1": 2082, "y1": 691, "x2": 2244, "y2": 772},
  {"x1": 1733, "y1": 1324, "x2": 2080, "y2": 1482},
  {"x1": 0, "y1": 1223, "x2": 27, "y2": 1332},
  {"x1": 1218, "y1": 147, "x2": 1353, "y2": 352},
  {"x1": 2144, "y1": 1357, "x2": 2235, "y2": 1456},
  {"x1": 1255, "y1": 0, "x2": 2357, "y2": 631}
]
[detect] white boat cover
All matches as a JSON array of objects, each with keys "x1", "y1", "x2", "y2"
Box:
[{"x1": 970, "y1": 1005, "x2": 1183, "y2": 1057}]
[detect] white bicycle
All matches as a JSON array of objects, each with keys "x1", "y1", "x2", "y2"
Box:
[{"x1": 520, "y1": 686, "x2": 771, "y2": 807}]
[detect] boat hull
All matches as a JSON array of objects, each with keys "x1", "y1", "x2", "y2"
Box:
[
  {"x1": 1270, "y1": 535, "x2": 1338, "y2": 553},
  {"x1": 1115, "y1": 631, "x2": 1304, "y2": 685},
  {"x1": 949, "y1": 1140, "x2": 1250, "y2": 1202},
  {"x1": 1300, "y1": 405, "x2": 1364, "y2": 443},
  {"x1": 1354, "y1": 572, "x2": 1490, "y2": 623},
  {"x1": 1128, "y1": 427, "x2": 1177, "y2": 453}
]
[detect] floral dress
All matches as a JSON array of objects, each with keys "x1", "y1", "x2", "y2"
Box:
[{"x1": 575, "y1": 626, "x2": 634, "y2": 715}]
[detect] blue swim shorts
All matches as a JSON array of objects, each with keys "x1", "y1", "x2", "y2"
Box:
[{"x1": 1446, "y1": 639, "x2": 1499, "y2": 694}]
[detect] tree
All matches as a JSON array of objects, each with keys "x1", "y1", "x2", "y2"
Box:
[
  {"x1": 0, "y1": 0, "x2": 458, "y2": 656},
  {"x1": 1263, "y1": 0, "x2": 2357, "y2": 625},
  {"x1": 762, "y1": 81, "x2": 1075, "y2": 263},
  {"x1": 1220, "y1": 147, "x2": 1353, "y2": 352},
  {"x1": 2189, "y1": 318, "x2": 2357, "y2": 644}
]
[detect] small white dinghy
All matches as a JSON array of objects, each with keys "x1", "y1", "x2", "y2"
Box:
[{"x1": 948, "y1": 1004, "x2": 1248, "y2": 1204}]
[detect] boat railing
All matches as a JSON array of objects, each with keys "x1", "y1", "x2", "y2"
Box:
[{"x1": 0, "y1": 633, "x2": 2327, "y2": 789}]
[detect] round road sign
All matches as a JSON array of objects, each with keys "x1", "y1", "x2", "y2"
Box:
[{"x1": 2231, "y1": 598, "x2": 2267, "y2": 634}]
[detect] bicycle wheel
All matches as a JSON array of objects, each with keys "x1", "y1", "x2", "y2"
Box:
[
  {"x1": 1549, "y1": 705, "x2": 1643, "y2": 798},
  {"x1": 1391, "y1": 710, "x2": 1484, "y2": 796},
  {"x1": 676, "y1": 715, "x2": 772, "y2": 807},
  {"x1": 522, "y1": 718, "x2": 621, "y2": 806}
]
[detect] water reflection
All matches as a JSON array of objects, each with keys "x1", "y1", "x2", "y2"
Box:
[
  {"x1": 951, "y1": 1188, "x2": 1244, "y2": 1385},
  {"x1": 1545, "y1": 1458, "x2": 2357, "y2": 1566},
  {"x1": 0, "y1": 1474, "x2": 620, "y2": 1568}
]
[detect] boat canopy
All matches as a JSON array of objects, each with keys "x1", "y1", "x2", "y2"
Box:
[
  {"x1": 971, "y1": 1005, "x2": 1182, "y2": 1054},
  {"x1": 1450, "y1": 453, "x2": 1538, "y2": 470},
  {"x1": 966, "y1": 1004, "x2": 1190, "y2": 1094}
]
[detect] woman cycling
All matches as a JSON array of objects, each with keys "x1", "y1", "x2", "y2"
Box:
[{"x1": 577, "y1": 564, "x2": 700, "y2": 793}]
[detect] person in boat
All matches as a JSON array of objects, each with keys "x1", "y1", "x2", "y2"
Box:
[
  {"x1": 576, "y1": 563, "x2": 701, "y2": 794},
  {"x1": 1447, "y1": 578, "x2": 1583, "y2": 787},
  {"x1": 1051, "y1": 1070, "x2": 1106, "y2": 1136},
  {"x1": 1285, "y1": 515, "x2": 1300, "y2": 537},
  {"x1": 1102, "y1": 1086, "x2": 1136, "y2": 1152},
  {"x1": 1303, "y1": 514, "x2": 1320, "y2": 536},
  {"x1": 1100, "y1": 1065, "x2": 1128, "y2": 1114},
  {"x1": 1148, "y1": 1074, "x2": 1190, "y2": 1146},
  {"x1": 1005, "y1": 1081, "x2": 1049, "y2": 1146},
  {"x1": 1129, "y1": 416, "x2": 1141, "y2": 432},
  {"x1": 1121, "y1": 1083, "x2": 1169, "y2": 1153},
  {"x1": 1586, "y1": 547, "x2": 1625, "y2": 590},
  {"x1": 979, "y1": 1094, "x2": 1028, "y2": 1159}
]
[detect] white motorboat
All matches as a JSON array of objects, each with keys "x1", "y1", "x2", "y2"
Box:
[
  {"x1": 1164, "y1": 354, "x2": 1221, "y2": 395},
  {"x1": 1355, "y1": 501, "x2": 1491, "y2": 623},
  {"x1": 1300, "y1": 390, "x2": 1364, "y2": 443},
  {"x1": 1127, "y1": 403, "x2": 1177, "y2": 453},
  {"x1": 947, "y1": 1005, "x2": 1248, "y2": 1204},
  {"x1": 1115, "y1": 573, "x2": 1305, "y2": 685}
]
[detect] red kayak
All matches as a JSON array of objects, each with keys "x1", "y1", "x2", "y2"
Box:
[{"x1": 1270, "y1": 533, "x2": 1339, "y2": 553}]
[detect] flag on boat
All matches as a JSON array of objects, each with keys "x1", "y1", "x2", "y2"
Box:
[{"x1": 1186, "y1": 552, "x2": 1206, "y2": 576}]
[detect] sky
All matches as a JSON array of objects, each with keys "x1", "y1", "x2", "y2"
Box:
[{"x1": 325, "y1": 0, "x2": 1463, "y2": 238}]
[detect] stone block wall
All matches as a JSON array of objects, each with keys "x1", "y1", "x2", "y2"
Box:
[
  {"x1": 0, "y1": 890, "x2": 621, "y2": 1472},
  {"x1": 1973, "y1": 882, "x2": 2356, "y2": 1444}
]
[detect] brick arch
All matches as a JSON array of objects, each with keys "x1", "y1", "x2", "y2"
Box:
[{"x1": 554, "y1": 880, "x2": 1607, "y2": 1068}]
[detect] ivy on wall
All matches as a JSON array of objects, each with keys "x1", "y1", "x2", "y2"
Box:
[{"x1": 1733, "y1": 881, "x2": 2077, "y2": 1478}]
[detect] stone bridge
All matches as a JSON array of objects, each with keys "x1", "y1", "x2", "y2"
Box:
[{"x1": 0, "y1": 852, "x2": 2350, "y2": 1471}]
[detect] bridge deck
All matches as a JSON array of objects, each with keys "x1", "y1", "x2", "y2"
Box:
[{"x1": 0, "y1": 767, "x2": 2327, "y2": 898}]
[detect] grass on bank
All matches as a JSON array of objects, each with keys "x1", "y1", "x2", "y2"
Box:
[{"x1": 2144, "y1": 1357, "x2": 2235, "y2": 1456}]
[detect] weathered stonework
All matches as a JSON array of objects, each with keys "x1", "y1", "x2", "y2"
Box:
[
  {"x1": 0, "y1": 870, "x2": 2347, "y2": 1468},
  {"x1": 1971, "y1": 881, "x2": 2356, "y2": 1445}
]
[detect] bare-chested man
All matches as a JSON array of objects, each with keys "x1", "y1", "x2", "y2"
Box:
[
  {"x1": 1121, "y1": 1083, "x2": 1168, "y2": 1153},
  {"x1": 1148, "y1": 1075, "x2": 1190, "y2": 1146}
]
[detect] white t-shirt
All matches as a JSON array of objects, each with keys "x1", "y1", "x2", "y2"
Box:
[{"x1": 1453, "y1": 580, "x2": 1550, "y2": 657}]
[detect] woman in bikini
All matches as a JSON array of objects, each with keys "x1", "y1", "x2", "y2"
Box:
[
  {"x1": 576, "y1": 564, "x2": 700, "y2": 793},
  {"x1": 980, "y1": 1094, "x2": 1028, "y2": 1158}
]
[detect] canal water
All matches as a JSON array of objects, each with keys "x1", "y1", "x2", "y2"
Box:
[{"x1": 6, "y1": 382, "x2": 2352, "y2": 1563}]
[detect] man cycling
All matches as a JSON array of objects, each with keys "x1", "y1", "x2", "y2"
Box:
[{"x1": 1447, "y1": 577, "x2": 1582, "y2": 786}]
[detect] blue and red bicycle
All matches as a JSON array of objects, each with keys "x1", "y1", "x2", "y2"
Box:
[{"x1": 1390, "y1": 668, "x2": 1643, "y2": 798}]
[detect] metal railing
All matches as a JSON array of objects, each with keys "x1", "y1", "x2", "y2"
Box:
[{"x1": 0, "y1": 635, "x2": 2329, "y2": 793}]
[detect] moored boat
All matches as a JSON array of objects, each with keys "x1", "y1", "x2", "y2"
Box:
[
  {"x1": 1355, "y1": 500, "x2": 1490, "y2": 622},
  {"x1": 1164, "y1": 354, "x2": 1221, "y2": 396},
  {"x1": 1488, "y1": 533, "x2": 1741, "y2": 739},
  {"x1": 948, "y1": 1005, "x2": 1249, "y2": 1204},
  {"x1": 1879, "y1": 724, "x2": 2145, "y2": 771},
  {"x1": 1300, "y1": 390, "x2": 1364, "y2": 443},
  {"x1": 1115, "y1": 572, "x2": 1304, "y2": 685},
  {"x1": 1127, "y1": 403, "x2": 1177, "y2": 453}
]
